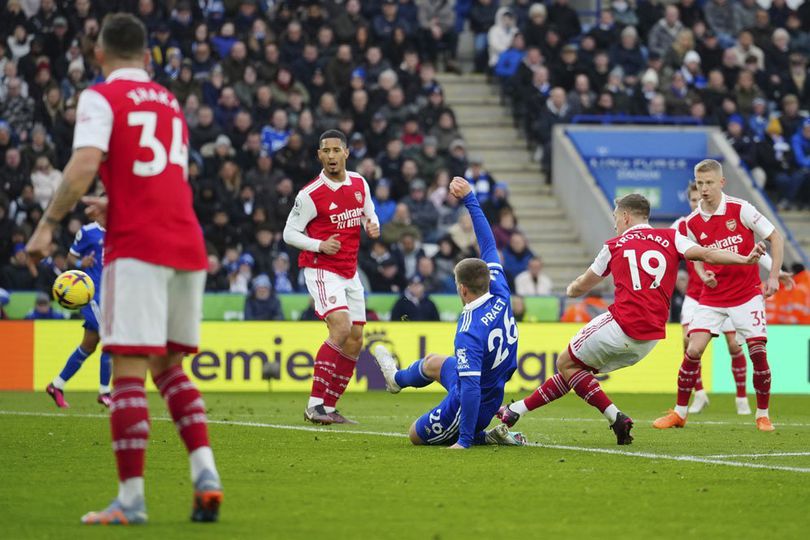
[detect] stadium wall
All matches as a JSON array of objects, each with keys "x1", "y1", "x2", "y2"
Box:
[{"x1": 2, "y1": 321, "x2": 808, "y2": 394}]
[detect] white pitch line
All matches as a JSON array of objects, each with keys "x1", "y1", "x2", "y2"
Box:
[
  {"x1": 2, "y1": 410, "x2": 809, "y2": 474},
  {"x1": 705, "y1": 452, "x2": 810, "y2": 459}
]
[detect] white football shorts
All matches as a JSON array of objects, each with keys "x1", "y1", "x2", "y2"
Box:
[
  {"x1": 303, "y1": 267, "x2": 366, "y2": 324},
  {"x1": 568, "y1": 311, "x2": 659, "y2": 374}
]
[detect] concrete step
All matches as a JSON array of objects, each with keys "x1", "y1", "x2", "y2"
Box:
[
  {"x1": 521, "y1": 220, "x2": 575, "y2": 233},
  {"x1": 436, "y1": 73, "x2": 488, "y2": 84},
  {"x1": 474, "y1": 150, "x2": 535, "y2": 166},
  {"x1": 452, "y1": 105, "x2": 510, "y2": 123},
  {"x1": 456, "y1": 118, "x2": 517, "y2": 129},
  {"x1": 464, "y1": 128, "x2": 523, "y2": 144},
  {"x1": 442, "y1": 95, "x2": 504, "y2": 106},
  {"x1": 523, "y1": 229, "x2": 579, "y2": 243},
  {"x1": 511, "y1": 197, "x2": 560, "y2": 210},
  {"x1": 511, "y1": 207, "x2": 565, "y2": 219}
]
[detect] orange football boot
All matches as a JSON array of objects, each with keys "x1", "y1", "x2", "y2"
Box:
[
  {"x1": 756, "y1": 417, "x2": 776, "y2": 432},
  {"x1": 652, "y1": 409, "x2": 687, "y2": 429}
]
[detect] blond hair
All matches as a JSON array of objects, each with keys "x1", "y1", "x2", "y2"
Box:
[{"x1": 694, "y1": 159, "x2": 723, "y2": 177}]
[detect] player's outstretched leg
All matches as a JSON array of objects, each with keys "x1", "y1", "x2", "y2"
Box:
[
  {"x1": 566, "y1": 369, "x2": 633, "y2": 445},
  {"x1": 496, "y1": 373, "x2": 571, "y2": 427},
  {"x1": 373, "y1": 344, "x2": 439, "y2": 393},
  {"x1": 727, "y1": 337, "x2": 751, "y2": 415},
  {"x1": 305, "y1": 339, "x2": 339, "y2": 424},
  {"x1": 748, "y1": 340, "x2": 774, "y2": 431},
  {"x1": 98, "y1": 351, "x2": 112, "y2": 407},
  {"x1": 688, "y1": 364, "x2": 710, "y2": 414},
  {"x1": 47, "y1": 346, "x2": 92, "y2": 408},
  {"x1": 151, "y1": 358, "x2": 223, "y2": 521},
  {"x1": 82, "y1": 358, "x2": 149, "y2": 525}
]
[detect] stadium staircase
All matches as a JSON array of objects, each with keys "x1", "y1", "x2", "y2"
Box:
[{"x1": 437, "y1": 72, "x2": 594, "y2": 294}]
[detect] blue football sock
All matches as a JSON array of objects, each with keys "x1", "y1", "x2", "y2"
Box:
[
  {"x1": 99, "y1": 352, "x2": 111, "y2": 389},
  {"x1": 394, "y1": 358, "x2": 433, "y2": 389},
  {"x1": 58, "y1": 346, "x2": 91, "y2": 383}
]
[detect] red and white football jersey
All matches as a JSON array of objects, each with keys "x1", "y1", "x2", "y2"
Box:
[
  {"x1": 591, "y1": 224, "x2": 698, "y2": 340},
  {"x1": 671, "y1": 217, "x2": 703, "y2": 301},
  {"x1": 685, "y1": 194, "x2": 774, "y2": 308},
  {"x1": 286, "y1": 171, "x2": 377, "y2": 279},
  {"x1": 73, "y1": 68, "x2": 206, "y2": 271}
]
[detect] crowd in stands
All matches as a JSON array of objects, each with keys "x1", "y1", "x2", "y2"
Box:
[
  {"x1": 0, "y1": 0, "x2": 560, "y2": 322},
  {"x1": 487, "y1": 0, "x2": 810, "y2": 208}
]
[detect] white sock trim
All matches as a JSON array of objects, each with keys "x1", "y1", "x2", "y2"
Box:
[
  {"x1": 674, "y1": 405, "x2": 689, "y2": 419},
  {"x1": 118, "y1": 477, "x2": 144, "y2": 507},
  {"x1": 99, "y1": 385, "x2": 111, "y2": 394},
  {"x1": 510, "y1": 400, "x2": 529, "y2": 416},
  {"x1": 307, "y1": 397, "x2": 324, "y2": 408},
  {"x1": 190, "y1": 446, "x2": 217, "y2": 484},
  {"x1": 603, "y1": 404, "x2": 619, "y2": 424},
  {"x1": 755, "y1": 408, "x2": 769, "y2": 419},
  {"x1": 323, "y1": 406, "x2": 336, "y2": 413},
  {"x1": 51, "y1": 376, "x2": 66, "y2": 389}
]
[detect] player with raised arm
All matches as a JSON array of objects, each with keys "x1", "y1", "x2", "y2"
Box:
[
  {"x1": 654, "y1": 159, "x2": 792, "y2": 432},
  {"x1": 372, "y1": 177, "x2": 525, "y2": 449},
  {"x1": 26, "y1": 14, "x2": 221, "y2": 524},
  {"x1": 283, "y1": 129, "x2": 380, "y2": 425},
  {"x1": 496, "y1": 194, "x2": 764, "y2": 444},
  {"x1": 45, "y1": 220, "x2": 113, "y2": 408}
]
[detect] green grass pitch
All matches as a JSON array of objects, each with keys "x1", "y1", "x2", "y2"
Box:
[{"x1": 1, "y1": 391, "x2": 808, "y2": 539}]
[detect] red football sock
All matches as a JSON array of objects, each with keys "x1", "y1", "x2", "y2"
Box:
[
  {"x1": 731, "y1": 351, "x2": 747, "y2": 398},
  {"x1": 568, "y1": 370, "x2": 613, "y2": 413},
  {"x1": 110, "y1": 377, "x2": 149, "y2": 481},
  {"x1": 524, "y1": 373, "x2": 570, "y2": 411},
  {"x1": 153, "y1": 365, "x2": 209, "y2": 452},
  {"x1": 676, "y1": 353, "x2": 702, "y2": 407},
  {"x1": 748, "y1": 341, "x2": 770, "y2": 410},
  {"x1": 694, "y1": 364, "x2": 704, "y2": 391},
  {"x1": 323, "y1": 349, "x2": 357, "y2": 408},
  {"x1": 311, "y1": 341, "x2": 340, "y2": 401}
]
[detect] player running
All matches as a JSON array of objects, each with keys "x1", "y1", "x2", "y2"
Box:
[
  {"x1": 26, "y1": 14, "x2": 221, "y2": 524},
  {"x1": 283, "y1": 129, "x2": 380, "y2": 425},
  {"x1": 372, "y1": 177, "x2": 526, "y2": 449},
  {"x1": 654, "y1": 159, "x2": 792, "y2": 432},
  {"x1": 496, "y1": 193, "x2": 764, "y2": 445},
  {"x1": 45, "y1": 221, "x2": 112, "y2": 408}
]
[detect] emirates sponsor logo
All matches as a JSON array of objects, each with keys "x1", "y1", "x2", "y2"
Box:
[
  {"x1": 707, "y1": 234, "x2": 744, "y2": 253},
  {"x1": 726, "y1": 219, "x2": 737, "y2": 231},
  {"x1": 329, "y1": 207, "x2": 364, "y2": 229}
]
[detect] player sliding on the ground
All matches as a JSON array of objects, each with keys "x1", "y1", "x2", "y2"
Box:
[
  {"x1": 496, "y1": 193, "x2": 765, "y2": 445},
  {"x1": 654, "y1": 159, "x2": 793, "y2": 432},
  {"x1": 45, "y1": 220, "x2": 112, "y2": 408},
  {"x1": 26, "y1": 14, "x2": 221, "y2": 525},
  {"x1": 372, "y1": 177, "x2": 525, "y2": 449},
  {"x1": 283, "y1": 129, "x2": 380, "y2": 425}
]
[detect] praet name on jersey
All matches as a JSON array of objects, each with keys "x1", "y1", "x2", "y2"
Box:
[{"x1": 480, "y1": 297, "x2": 508, "y2": 327}]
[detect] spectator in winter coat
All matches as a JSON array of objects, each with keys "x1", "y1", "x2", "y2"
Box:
[
  {"x1": 514, "y1": 256, "x2": 554, "y2": 296},
  {"x1": 29, "y1": 155, "x2": 61, "y2": 210},
  {"x1": 755, "y1": 118, "x2": 804, "y2": 209},
  {"x1": 487, "y1": 7, "x2": 518, "y2": 68},
  {"x1": 502, "y1": 232, "x2": 534, "y2": 286},
  {"x1": 648, "y1": 5, "x2": 684, "y2": 57},
  {"x1": 244, "y1": 274, "x2": 284, "y2": 321},
  {"x1": 390, "y1": 275, "x2": 440, "y2": 322},
  {"x1": 372, "y1": 179, "x2": 397, "y2": 226},
  {"x1": 791, "y1": 119, "x2": 810, "y2": 207}
]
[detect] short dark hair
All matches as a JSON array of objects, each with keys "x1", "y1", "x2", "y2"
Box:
[
  {"x1": 688, "y1": 181, "x2": 698, "y2": 192},
  {"x1": 319, "y1": 129, "x2": 347, "y2": 147},
  {"x1": 100, "y1": 13, "x2": 147, "y2": 60},
  {"x1": 454, "y1": 258, "x2": 490, "y2": 296},
  {"x1": 614, "y1": 193, "x2": 650, "y2": 219}
]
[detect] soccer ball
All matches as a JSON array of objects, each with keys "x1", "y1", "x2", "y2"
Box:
[{"x1": 52, "y1": 270, "x2": 95, "y2": 309}]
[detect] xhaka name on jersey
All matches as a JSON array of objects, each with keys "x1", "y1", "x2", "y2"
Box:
[
  {"x1": 329, "y1": 207, "x2": 364, "y2": 229},
  {"x1": 705, "y1": 233, "x2": 744, "y2": 253},
  {"x1": 125, "y1": 87, "x2": 181, "y2": 112}
]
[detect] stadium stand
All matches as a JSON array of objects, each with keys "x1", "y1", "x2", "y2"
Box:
[{"x1": 1, "y1": 0, "x2": 808, "y2": 322}]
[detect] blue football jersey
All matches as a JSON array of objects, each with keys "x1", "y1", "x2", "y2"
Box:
[
  {"x1": 452, "y1": 192, "x2": 518, "y2": 447},
  {"x1": 69, "y1": 223, "x2": 105, "y2": 298},
  {"x1": 454, "y1": 262, "x2": 517, "y2": 398}
]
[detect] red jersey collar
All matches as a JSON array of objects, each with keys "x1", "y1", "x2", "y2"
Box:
[
  {"x1": 106, "y1": 67, "x2": 150, "y2": 82},
  {"x1": 318, "y1": 170, "x2": 353, "y2": 191},
  {"x1": 698, "y1": 193, "x2": 727, "y2": 219}
]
